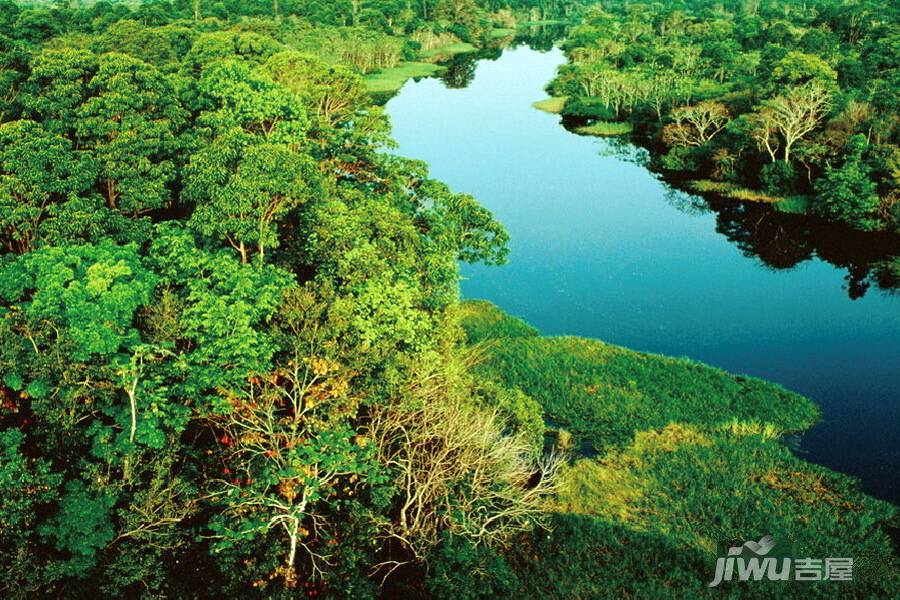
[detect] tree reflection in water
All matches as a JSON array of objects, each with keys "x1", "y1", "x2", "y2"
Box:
[{"x1": 666, "y1": 187, "x2": 900, "y2": 299}]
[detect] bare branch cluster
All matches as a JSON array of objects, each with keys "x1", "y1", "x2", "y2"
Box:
[
  {"x1": 753, "y1": 82, "x2": 832, "y2": 163},
  {"x1": 663, "y1": 101, "x2": 731, "y2": 147},
  {"x1": 366, "y1": 377, "x2": 563, "y2": 562}
]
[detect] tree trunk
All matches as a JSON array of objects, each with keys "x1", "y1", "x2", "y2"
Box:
[{"x1": 287, "y1": 516, "x2": 298, "y2": 569}]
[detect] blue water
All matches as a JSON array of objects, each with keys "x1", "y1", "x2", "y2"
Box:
[{"x1": 385, "y1": 45, "x2": 900, "y2": 503}]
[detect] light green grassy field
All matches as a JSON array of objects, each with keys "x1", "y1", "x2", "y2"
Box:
[
  {"x1": 363, "y1": 61, "x2": 442, "y2": 93},
  {"x1": 419, "y1": 42, "x2": 477, "y2": 60},
  {"x1": 687, "y1": 179, "x2": 785, "y2": 203},
  {"x1": 575, "y1": 121, "x2": 634, "y2": 136},
  {"x1": 458, "y1": 300, "x2": 898, "y2": 597},
  {"x1": 489, "y1": 28, "x2": 518, "y2": 39},
  {"x1": 532, "y1": 96, "x2": 567, "y2": 114}
]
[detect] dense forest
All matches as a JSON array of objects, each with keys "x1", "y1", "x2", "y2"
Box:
[
  {"x1": 0, "y1": 0, "x2": 898, "y2": 598},
  {"x1": 548, "y1": 0, "x2": 900, "y2": 233}
]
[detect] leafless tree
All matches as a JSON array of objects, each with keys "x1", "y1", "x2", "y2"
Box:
[
  {"x1": 765, "y1": 82, "x2": 832, "y2": 163},
  {"x1": 366, "y1": 374, "x2": 563, "y2": 569},
  {"x1": 663, "y1": 101, "x2": 731, "y2": 147}
]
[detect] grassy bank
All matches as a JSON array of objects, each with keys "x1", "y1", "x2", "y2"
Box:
[
  {"x1": 687, "y1": 179, "x2": 785, "y2": 203},
  {"x1": 364, "y1": 61, "x2": 443, "y2": 93},
  {"x1": 575, "y1": 121, "x2": 634, "y2": 136},
  {"x1": 456, "y1": 300, "x2": 898, "y2": 597},
  {"x1": 532, "y1": 96, "x2": 567, "y2": 114},
  {"x1": 420, "y1": 41, "x2": 476, "y2": 60},
  {"x1": 489, "y1": 28, "x2": 517, "y2": 39},
  {"x1": 364, "y1": 38, "x2": 480, "y2": 93}
]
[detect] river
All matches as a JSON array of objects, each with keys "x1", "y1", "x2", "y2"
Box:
[{"x1": 384, "y1": 44, "x2": 900, "y2": 504}]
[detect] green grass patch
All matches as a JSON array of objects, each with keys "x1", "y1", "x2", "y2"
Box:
[
  {"x1": 561, "y1": 96, "x2": 617, "y2": 119},
  {"x1": 489, "y1": 28, "x2": 517, "y2": 39},
  {"x1": 531, "y1": 96, "x2": 567, "y2": 114},
  {"x1": 460, "y1": 300, "x2": 899, "y2": 597},
  {"x1": 363, "y1": 61, "x2": 442, "y2": 93},
  {"x1": 462, "y1": 300, "x2": 818, "y2": 451},
  {"x1": 575, "y1": 121, "x2": 634, "y2": 136},
  {"x1": 459, "y1": 300, "x2": 538, "y2": 344},
  {"x1": 419, "y1": 42, "x2": 476, "y2": 61},
  {"x1": 687, "y1": 179, "x2": 784, "y2": 203},
  {"x1": 776, "y1": 195, "x2": 812, "y2": 214}
]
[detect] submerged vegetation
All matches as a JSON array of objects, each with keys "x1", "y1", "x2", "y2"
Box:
[{"x1": 0, "y1": 0, "x2": 897, "y2": 597}]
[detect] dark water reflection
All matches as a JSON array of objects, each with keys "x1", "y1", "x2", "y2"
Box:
[
  {"x1": 587, "y1": 134, "x2": 900, "y2": 300},
  {"x1": 709, "y1": 198, "x2": 900, "y2": 299},
  {"x1": 437, "y1": 24, "x2": 568, "y2": 89},
  {"x1": 385, "y1": 46, "x2": 900, "y2": 503}
]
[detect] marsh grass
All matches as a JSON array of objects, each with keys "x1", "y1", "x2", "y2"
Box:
[
  {"x1": 363, "y1": 61, "x2": 443, "y2": 93},
  {"x1": 532, "y1": 96, "x2": 567, "y2": 114},
  {"x1": 687, "y1": 179, "x2": 784, "y2": 203},
  {"x1": 419, "y1": 42, "x2": 477, "y2": 60},
  {"x1": 776, "y1": 195, "x2": 812, "y2": 214},
  {"x1": 489, "y1": 28, "x2": 517, "y2": 39},
  {"x1": 460, "y1": 300, "x2": 898, "y2": 596},
  {"x1": 575, "y1": 121, "x2": 634, "y2": 136},
  {"x1": 462, "y1": 301, "x2": 819, "y2": 452}
]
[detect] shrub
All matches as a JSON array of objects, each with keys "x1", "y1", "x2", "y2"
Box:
[{"x1": 761, "y1": 161, "x2": 797, "y2": 195}]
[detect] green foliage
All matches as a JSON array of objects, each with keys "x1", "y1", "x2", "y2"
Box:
[
  {"x1": 0, "y1": 428, "x2": 59, "y2": 592},
  {"x1": 0, "y1": 9, "x2": 520, "y2": 592},
  {"x1": 772, "y1": 51, "x2": 838, "y2": 88},
  {"x1": 814, "y1": 134, "x2": 882, "y2": 230},
  {"x1": 194, "y1": 58, "x2": 308, "y2": 142},
  {"x1": 427, "y1": 534, "x2": 519, "y2": 599},
  {"x1": 0, "y1": 240, "x2": 156, "y2": 360},
  {"x1": 0, "y1": 2, "x2": 896, "y2": 597},
  {"x1": 185, "y1": 131, "x2": 319, "y2": 263},
  {"x1": 761, "y1": 160, "x2": 797, "y2": 196},
  {"x1": 0, "y1": 119, "x2": 96, "y2": 253},
  {"x1": 0, "y1": 428, "x2": 60, "y2": 537},
  {"x1": 75, "y1": 53, "x2": 184, "y2": 216},
  {"x1": 462, "y1": 301, "x2": 818, "y2": 452},
  {"x1": 39, "y1": 480, "x2": 116, "y2": 576},
  {"x1": 458, "y1": 299, "x2": 538, "y2": 344},
  {"x1": 416, "y1": 180, "x2": 510, "y2": 265},
  {"x1": 146, "y1": 224, "x2": 295, "y2": 394},
  {"x1": 21, "y1": 48, "x2": 99, "y2": 137},
  {"x1": 548, "y1": 0, "x2": 900, "y2": 231},
  {"x1": 474, "y1": 380, "x2": 544, "y2": 455}
]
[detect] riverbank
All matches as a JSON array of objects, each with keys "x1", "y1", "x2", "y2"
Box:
[
  {"x1": 363, "y1": 38, "x2": 481, "y2": 94},
  {"x1": 459, "y1": 300, "x2": 898, "y2": 596},
  {"x1": 544, "y1": 4, "x2": 899, "y2": 234},
  {"x1": 385, "y1": 43, "x2": 900, "y2": 505},
  {"x1": 364, "y1": 22, "x2": 565, "y2": 95}
]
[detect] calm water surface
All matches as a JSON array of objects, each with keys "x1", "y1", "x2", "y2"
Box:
[{"x1": 385, "y1": 46, "x2": 900, "y2": 503}]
